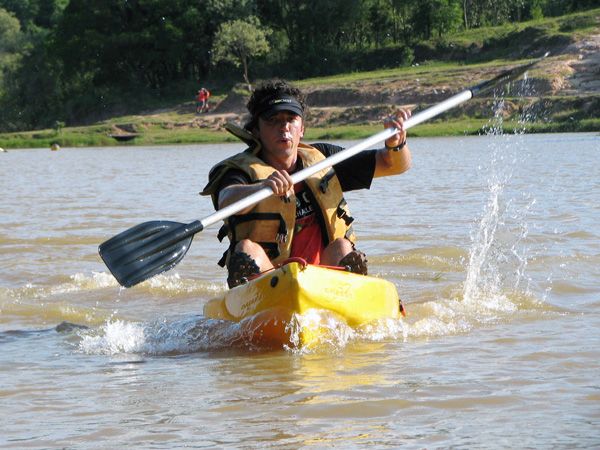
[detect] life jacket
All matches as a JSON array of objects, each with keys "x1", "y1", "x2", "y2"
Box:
[{"x1": 201, "y1": 123, "x2": 356, "y2": 266}]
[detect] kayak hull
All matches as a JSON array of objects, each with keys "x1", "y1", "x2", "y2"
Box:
[{"x1": 203, "y1": 262, "x2": 402, "y2": 348}]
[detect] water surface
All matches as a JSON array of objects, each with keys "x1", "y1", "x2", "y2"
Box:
[{"x1": 1, "y1": 132, "x2": 599, "y2": 448}]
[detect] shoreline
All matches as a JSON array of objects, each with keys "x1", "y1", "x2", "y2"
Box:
[
  {"x1": 3, "y1": 128, "x2": 597, "y2": 151},
  {"x1": 3, "y1": 91, "x2": 599, "y2": 150},
  {"x1": 3, "y1": 93, "x2": 600, "y2": 149}
]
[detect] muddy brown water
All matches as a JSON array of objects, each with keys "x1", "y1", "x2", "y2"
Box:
[{"x1": 1, "y1": 133, "x2": 599, "y2": 448}]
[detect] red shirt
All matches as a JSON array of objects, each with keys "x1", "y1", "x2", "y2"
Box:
[
  {"x1": 289, "y1": 182, "x2": 324, "y2": 264},
  {"x1": 197, "y1": 90, "x2": 209, "y2": 101}
]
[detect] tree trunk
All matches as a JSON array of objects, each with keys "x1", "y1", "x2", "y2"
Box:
[{"x1": 242, "y1": 56, "x2": 252, "y2": 92}]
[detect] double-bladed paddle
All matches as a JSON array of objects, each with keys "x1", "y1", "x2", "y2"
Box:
[{"x1": 99, "y1": 54, "x2": 547, "y2": 287}]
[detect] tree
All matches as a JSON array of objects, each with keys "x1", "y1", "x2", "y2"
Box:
[
  {"x1": 390, "y1": 0, "x2": 417, "y2": 44},
  {"x1": 414, "y1": 0, "x2": 462, "y2": 39},
  {"x1": 0, "y1": 7, "x2": 21, "y2": 53},
  {"x1": 0, "y1": 0, "x2": 67, "y2": 30},
  {"x1": 211, "y1": 16, "x2": 271, "y2": 91},
  {"x1": 0, "y1": 7, "x2": 23, "y2": 110}
]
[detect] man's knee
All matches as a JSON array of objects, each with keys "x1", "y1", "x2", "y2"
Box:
[
  {"x1": 234, "y1": 239, "x2": 262, "y2": 254},
  {"x1": 322, "y1": 238, "x2": 362, "y2": 269},
  {"x1": 330, "y1": 237, "x2": 354, "y2": 253},
  {"x1": 333, "y1": 238, "x2": 368, "y2": 275}
]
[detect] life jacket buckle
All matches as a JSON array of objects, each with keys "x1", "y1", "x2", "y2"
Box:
[
  {"x1": 336, "y1": 206, "x2": 355, "y2": 226},
  {"x1": 217, "y1": 224, "x2": 229, "y2": 242}
]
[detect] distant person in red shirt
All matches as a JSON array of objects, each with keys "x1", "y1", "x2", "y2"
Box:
[
  {"x1": 202, "y1": 79, "x2": 412, "y2": 288},
  {"x1": 196, "y1": 88, "x2": 211, "y2": 113}
]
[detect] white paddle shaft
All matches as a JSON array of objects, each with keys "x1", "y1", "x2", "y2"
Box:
[{"x1": 200, "y1": 89, "x2": 473, "y2": 230}]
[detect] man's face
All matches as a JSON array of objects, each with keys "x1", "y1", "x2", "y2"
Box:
[{"x1": 257, "y1": 111, "x2": 304, "y2": 167}]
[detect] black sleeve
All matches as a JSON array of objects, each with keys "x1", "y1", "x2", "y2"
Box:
[
  {"x1": 311, "y1": 142, "x2": 377, "y2": 191},
  {"x1": 216, "y1": 169, "x2": 251, "y2": 192}
]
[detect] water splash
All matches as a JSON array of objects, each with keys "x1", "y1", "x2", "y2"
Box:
[
  {"x1": 462, "y1": 78, "x2": 541, "y2": 315},
  {"x1": 78, "y1": 316, "x2": 235, "y2": 355},
  {"x1": 77, "y1": 311, "x2": 410, "y2": 356},
  {"x1": 284, "y1": 311, "x2": 408, "y2": 354},
  {"x1": 79, "y1": 320, "x2": 147, "y2": 355}
]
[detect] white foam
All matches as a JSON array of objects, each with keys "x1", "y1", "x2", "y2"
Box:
[
  {"x1": 79, "y1": 320, "x2": 146, "y2": 355},
  {"x1": 77, "y1": 316, "x2": 237, "y2": 355}
]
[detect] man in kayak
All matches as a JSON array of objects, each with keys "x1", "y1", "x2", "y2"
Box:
[{"x1": 202, "y1": 79, "x2": 411, "y2": 288}]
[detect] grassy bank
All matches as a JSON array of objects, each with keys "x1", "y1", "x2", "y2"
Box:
[
  {"x1": 2, "y1": 94, "x2": 599, "y2": 150},
  {"x1": 4, "y1": 78, "x2": 599, "y2": 149},
  {"x1": 0, "y1": 120, "x2": 235, "y2": 149},
  {"x1": 308, "y1": 115, "x2": 600, "y2": 141},
  {"x1": 3, "y1": 114, "x2": 597, "y2": 150}
]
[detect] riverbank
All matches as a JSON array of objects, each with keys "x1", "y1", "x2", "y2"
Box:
[
  {"x1": 2, "y1": 94, "x2": 598, "y2": 150},
  {"x1": 1, "y1": 11, "x2": 599, "y2": 149}
]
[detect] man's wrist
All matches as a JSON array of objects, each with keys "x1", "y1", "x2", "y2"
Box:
[{"x1": 385, "y1": 140, "x2": 407, "y2": 151}]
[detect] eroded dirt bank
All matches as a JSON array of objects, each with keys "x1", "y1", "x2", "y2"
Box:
[{"x1": 112, "y1": 33, "x2": 599, "y2": 137}]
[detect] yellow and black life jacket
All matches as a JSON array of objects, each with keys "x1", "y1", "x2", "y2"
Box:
[{"x1": 201, "y1": 123, "x2": 356, "y2": 266}]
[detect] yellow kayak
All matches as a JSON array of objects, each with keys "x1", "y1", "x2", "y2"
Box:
[{"x1": 203, "y1": 261, "x2": 404, "y2": 349}]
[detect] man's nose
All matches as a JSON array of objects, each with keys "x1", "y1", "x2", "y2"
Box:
[{"x1": 277, "y1": 119, "x2": 291, "y2": 130}]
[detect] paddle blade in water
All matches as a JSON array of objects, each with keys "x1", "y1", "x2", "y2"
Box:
[{"x1": 99, "y1": 220, "x2": 200, "y2": 287}]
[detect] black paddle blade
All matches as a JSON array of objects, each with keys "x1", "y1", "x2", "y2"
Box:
[
  {"x1": 471, "y1": 52, "x2": 548, "y2": 97},
  {"x1": 99, "y1": 220, "x2": 201, "y2": 288}
]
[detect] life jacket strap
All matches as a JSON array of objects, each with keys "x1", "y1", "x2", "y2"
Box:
[
  {"x1": 336, "y1": 199, "x2": 355, "y2": 226},
  {"x1": 319, "y1": 169, "x2": 336, "y2": 193}
]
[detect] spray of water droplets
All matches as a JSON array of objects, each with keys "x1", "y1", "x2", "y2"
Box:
[{"x1": 462, "y1": 74, "x2": 544, "y2": 314}]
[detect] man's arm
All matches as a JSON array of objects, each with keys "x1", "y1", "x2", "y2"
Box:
[
  {"x1": 217, "y1": 170, "x2": 295, "y2": 213},
  {"x1": 374, "y1": 109, "x2": 412, "y2": 178},
  {"x1": 373, "y1": 145, "x2": 412, "y2": 178}
]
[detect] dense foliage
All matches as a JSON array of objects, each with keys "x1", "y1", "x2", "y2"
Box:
[{"x1": 0, "y1": 0, "x2": 597, "y2": 131}]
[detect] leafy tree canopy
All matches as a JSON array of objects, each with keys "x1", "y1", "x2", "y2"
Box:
[
  {"x1": 0, "y1": 7, "x2": 21, "y2": 53},
  {"x1": 0, "y1": 0, "x2": 598, "y2": 131},
  {"x1": 211, "y1": 16, "x2": 272, "y2": 90}
]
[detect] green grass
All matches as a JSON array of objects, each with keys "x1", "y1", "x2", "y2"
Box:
[
  {"x1": 3, "y1": 114, "x2": 598, "y2": 150},
  {"x1": 3, "y1": 91, "x2": 599, "y2": 149},
  {"x1": 299, "y1": 8, "x2": 598, "y2": 93},
  {"x1": 304, "y1": 119, "x2": 493, "y2": 140},
  {"x1": 0, "y1": 122, "x2": 235, "y2": 149},
  {"x1": 0, "y1": 126, "x2": 113, "y2": 149},
  {"x1": 446, "y1": 8, "x2": 599, "y2": 47},
  {"x1": 295, "y1": 59, "x2": 522, "y2": 88},
  {"x1": 306, "y1": 115, "x2": 600, "y2": 140}
]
